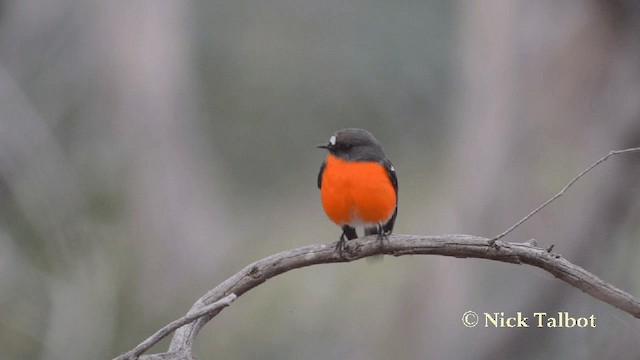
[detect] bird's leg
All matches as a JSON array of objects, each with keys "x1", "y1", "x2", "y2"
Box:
[
  {"x1": 336, "y1": 225, "x2": 357, "y2": 256},
  {"x1": 336, "y1": 231, "x2": 347, "y2": 256},
  {"x1": 376, "y1": 223, "x2": 387, "y2": 248}
]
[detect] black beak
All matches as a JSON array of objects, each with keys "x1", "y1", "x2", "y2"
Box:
[{"x1": 317, "y1": 143, "x2": 331, "y2": 149}]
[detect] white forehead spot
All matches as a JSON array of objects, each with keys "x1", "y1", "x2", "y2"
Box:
[
  {"x1": 390, "y1": 165, "x2": 395, "y2": 171},
  {"x1": 329, "y1": 135, "x2": 336, "y2": 145}
]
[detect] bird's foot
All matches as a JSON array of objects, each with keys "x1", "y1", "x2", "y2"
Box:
[
  {"x1": 376, "y1": 223, "x2": 389, "y2": 248},
  {"x1": 335, "y1": 232, "x2": 347, "y2": 256}
]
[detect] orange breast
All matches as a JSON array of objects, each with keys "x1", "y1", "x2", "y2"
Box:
[{"x1": 320, "y1": 154, "x2": 396, "y2": 226}]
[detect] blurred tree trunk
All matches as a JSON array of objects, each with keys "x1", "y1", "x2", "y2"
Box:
[{"x1": 447, "y1": 0, "x2": 640, "y2": 358}]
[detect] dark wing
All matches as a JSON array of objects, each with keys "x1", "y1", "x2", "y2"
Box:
[
  {"x1": 382, "y1": 158, "x2": 398, "y2": 234},
  {"x1": 383, "y1": 158, "x2": 398, "y2": 195},
  {"x1": 317, "y1": 160, "x2": 326, "y2": 189}
]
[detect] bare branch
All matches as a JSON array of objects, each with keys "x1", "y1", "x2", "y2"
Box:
[
  {"x1": 489, "y1": 147, "x2": 640, "y2": 244},
  {"x1": 113, "y1": 146, "x2": 640, "y2": 359},
  {"x1": 116, "y1": 234, "x2": 640, "y2": 359},
  {"x1": 114, "y1": 294, "x2": 237, "y2": 360}
]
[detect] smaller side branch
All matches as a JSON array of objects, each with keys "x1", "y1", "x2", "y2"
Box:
[
  {"x1": 114, "y1": 294, "x2": 237, "y2": 360},
  {"x1": 489, "y1": 147, "x2": 640, "y2": 244}
]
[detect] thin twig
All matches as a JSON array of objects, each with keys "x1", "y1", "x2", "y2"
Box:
[
  {"x1": 488, "y1": 147, "x2": 640, "y2": 245},
  {"x1": 114, "y1": 293, "x2": 237, "y2": 360}
]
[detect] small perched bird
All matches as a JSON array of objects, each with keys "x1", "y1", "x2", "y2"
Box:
[{"x1": 317, "y1": 128, "x2": 398, "y2": 255}]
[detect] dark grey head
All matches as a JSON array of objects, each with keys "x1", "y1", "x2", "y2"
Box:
[{"x1": 317, "y1": 128, "x2": 386, "y2": 161}]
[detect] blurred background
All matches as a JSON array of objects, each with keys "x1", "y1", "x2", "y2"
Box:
[{"x1": 1, "y1": 1, "x2": 640, "y2": 359}]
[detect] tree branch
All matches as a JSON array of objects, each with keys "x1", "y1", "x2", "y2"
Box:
[
  {"x1": 114, "y1": 147, "x2": 640, "y2": 359},
  {"x1": 115, "y1": 234, "x2": 640, "y2": 360},
  {"x1": 489, "y1": 147, "x2": 640, "y2": 244},
  {"x1": 114, "y1": 294, "x2": 237, "y2": 360}
]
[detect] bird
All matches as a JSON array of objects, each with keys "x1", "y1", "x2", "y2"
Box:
[{"x1": 317, "y1": 128, "x2": 398, "y2": 255}]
